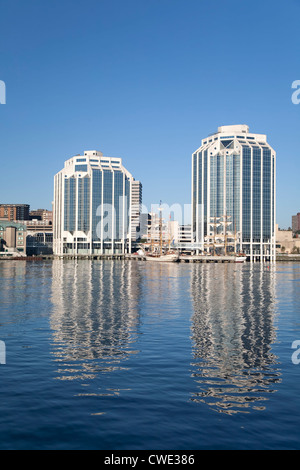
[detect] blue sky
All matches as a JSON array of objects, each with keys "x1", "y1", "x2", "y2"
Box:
[{"x1": 0, "y1": 0, "x2": 299, "y2": 228}]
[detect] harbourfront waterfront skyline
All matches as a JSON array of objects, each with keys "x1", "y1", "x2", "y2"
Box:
[
  {"x1": 0, "y1": 0, "x2": 299, "y2": 229},
  {"x1": 52, "y1": 122, "x2": 277, "y2": 261}
]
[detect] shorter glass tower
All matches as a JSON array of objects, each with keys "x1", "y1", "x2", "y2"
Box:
[
  {"x1": 192, "y1": 125, "x2": 276, "y2": 262},
  {"x1": 54, "y1": 150, "x2": 137, "y2": 255}
]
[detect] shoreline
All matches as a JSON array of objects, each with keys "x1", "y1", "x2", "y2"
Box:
[{"x1": 1, "y1": 254, "x2": 299, "y2": 263}]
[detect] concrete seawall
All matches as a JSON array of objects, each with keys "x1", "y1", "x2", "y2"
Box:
[{"x1": 1, "y1": 254, "x2": 300, "y2": 263}]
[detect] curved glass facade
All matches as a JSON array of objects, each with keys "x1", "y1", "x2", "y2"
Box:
[
  {"x1": 192, "y1": 126, "x2": 276, "y2": 261},
  {"x1": 54, "y1": 152, "x2": 135, "y2": 255}
]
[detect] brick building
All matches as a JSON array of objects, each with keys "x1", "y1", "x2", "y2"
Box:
[{"x1": 0, "y1": 204, "x2": 30, "y2": 221}]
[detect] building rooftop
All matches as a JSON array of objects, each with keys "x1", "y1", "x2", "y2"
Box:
[
  {"x1": 0, "y1": 220, "x2": 26, "y2": 230},
  {"x1": 218, "y1": 124, "x2": 249, "y2": 134},
  {"x1": 0, "y1": 203, "x2": 30, "y2": 207},
  {"x1": 198, "y1": 124, "x2": 269, "y2": 150}
]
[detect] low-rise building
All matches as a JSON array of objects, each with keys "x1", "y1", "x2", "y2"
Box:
[
  {"x1": 24, "y1": 219, "x2": 53, "y2": 255},
  {"x1": 0, "y1": 221, "x2": 27, "y2": 257},
  {"x1": 276, "y1": 224, "x2": 300, "y2": 254},
  {"x1": 168, "y1": 221, "x2": 192, "y2": 251},
  {"x1": 29, "y1": 209, "x2": 53, "y2": 225}
]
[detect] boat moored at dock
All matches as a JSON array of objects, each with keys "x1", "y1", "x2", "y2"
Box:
[{"x1": 145, "y1": 252, "x2": 179, "y2": 262}]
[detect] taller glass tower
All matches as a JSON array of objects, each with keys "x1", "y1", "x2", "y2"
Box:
[
  {"x1": 192, "y1": 125, "x2": 276, "y2": 262},
  {"x1": 54, "y1": 150, "x2": 138, "y2": 255}
]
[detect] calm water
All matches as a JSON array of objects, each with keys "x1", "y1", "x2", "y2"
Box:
[{"x1": 0, "y1": 260, "x2": 300, "y2": 450}]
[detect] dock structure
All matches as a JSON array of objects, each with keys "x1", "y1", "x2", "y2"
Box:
[
  {"x1": 51, "y1": 254, "x2": 146, "y2": 261},
  {"x1": 0, "y1": 254, "x2": 145, "y2": 262},
  {"x1": 2, "y1": 253, "x2": 300, "y2": 263},
  {"x1": 0, "y1": 254, "x2": 246, "y2": 263},
  {"x1": 178, "y1": 255, "x2": 245, "y2": 264},
  {"x1": 49, "y1": 254, "x2": 244, "y2": 263}
]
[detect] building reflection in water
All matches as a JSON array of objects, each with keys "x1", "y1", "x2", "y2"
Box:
[
  {"x1": 0, "y1": 261, "x2": 53, "y2": 324},
  {"x1": 190, "y1": 264, "x2": 281, "y2": 415},
  {"x1": 51, "y1": 260, "x2": 142, "y2": 382}
]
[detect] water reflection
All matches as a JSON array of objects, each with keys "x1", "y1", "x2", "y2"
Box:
[
  {"x1": 51, "y1": 260, "x2": 142, "y2": 381},
  {"x1": 190, "y1": 264, "x2": 281, "y2": 415},
  {"x1": 0, "y1": 261, "x2": 53, "y2": 324},
  {"x1": 50, "y1": 259, "x2": 282, "y2": 414},
  {"x1": 140, "y1": 262, "x2": 190, "y2": 321}
]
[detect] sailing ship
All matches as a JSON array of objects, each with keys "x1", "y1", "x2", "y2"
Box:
[
  {"x1": 145, "y1": 252, "x2": 179, "y2": 262},
  {"x1": 143, "y1": 202, "x2": 179, "y2": 262},
  {"x1": 205, "y1": 213, "x2": 247, "y2": 263}
]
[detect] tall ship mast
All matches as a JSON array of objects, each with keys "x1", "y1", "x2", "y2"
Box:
[{"x1": 143, "y1": 202, "x2": 179, "y2": 262}]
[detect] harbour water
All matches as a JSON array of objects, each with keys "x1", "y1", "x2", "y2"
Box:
[{"x1": 0, "y1": 260, "x2": 300, "y2": 450}]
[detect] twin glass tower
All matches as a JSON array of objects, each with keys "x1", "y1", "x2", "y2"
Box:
[
  {"x1": 54, "y1": 150, "x2": 136, "y2": 255},
  {"x1": 54, "y1": 124, "x2": 276, "y2": 261},
  {"x1": 192, "y1": 125, "x2": 276, "y2": 262}
]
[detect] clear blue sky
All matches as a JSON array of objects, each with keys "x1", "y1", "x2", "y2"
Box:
[{"x1": 0, "y1": 0, "x2": 299, "y2": 228}]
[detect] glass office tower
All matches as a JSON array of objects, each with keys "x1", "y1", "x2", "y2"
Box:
[
  {"x1": 192, "y1": 125, "x2": 276, "y2": 262},
  {"x1": 54, "y1": 150, "x2": 136, "y2": 255}
]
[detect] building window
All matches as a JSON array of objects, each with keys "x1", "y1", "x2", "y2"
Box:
[{"x1": 75, "y1": 165, "x2": 88, "y2": 172}]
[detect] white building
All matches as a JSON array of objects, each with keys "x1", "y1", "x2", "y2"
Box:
[
  {"x1": 131, "y1": 180, "x2": 142, "y2": 241},
  {"x1": 192, "y1": 125, "x2": 276, "y2": 262},
  {"x1": 54, "y1": 150, "x2": 140, "y2": 255},
  {"x1": 168, "y1": 221, "x2": 192, "y2": 250}
]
